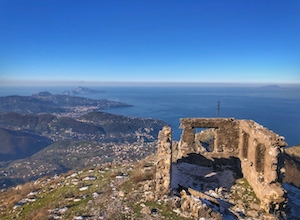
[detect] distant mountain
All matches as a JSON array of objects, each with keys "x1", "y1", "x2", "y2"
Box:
[
  {"x1": 258, "y1": 84, "x2": 282, "y2": 90},
  {"x1": 0, "y1": 112, "x2": 166, "y2": 144},
  {"x1": 32, "y1": 91, "x2": 53, "y2": 96},
  {"x1": 61, "y1": 87, "x2": 105, "y2": 96},
  {"x1": 0, "y1": 112, "x2": 55, "y2": 132},
  {"x1": 0, "y1": 127, "x2": 52, "y2": 161},
  {"x1": 0, "y1": 111, "x2": 166, "y2": 164},
  {"x1": 79, "y1": 111, "x2": 166, "y2": 140},
  {"x1": 0, "y1": 93, "x2": 131, "y2": 115},
  {"x1": 0, "y1": 111, "x2": 166, "y2": 187}
]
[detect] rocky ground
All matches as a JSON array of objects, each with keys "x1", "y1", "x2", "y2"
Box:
[
  {"x1": 171, "y1": 162, "x2": 262, "y2": 219},
  {"x1": 1, "y1": 155, "x2": 182, "y2": 220},
  {"x1": 1, "y1": 153, "x2": 299, "y2": 220}
]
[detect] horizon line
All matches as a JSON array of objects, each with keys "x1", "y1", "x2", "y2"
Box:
[{"x1": 1, "y1": 80, "x2": 300, "y2": 87}]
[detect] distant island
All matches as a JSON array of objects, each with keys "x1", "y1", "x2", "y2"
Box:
[
  {"x1": 60, "y1": 86, "x2": 105, "y2": 96},
  {"x1": 258, "y1": 84, "x2": 282, "y2": 90}
]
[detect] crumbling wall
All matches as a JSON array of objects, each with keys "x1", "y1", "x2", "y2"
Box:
[
  {"x1": 239, "y1": 120, "x2": 287, "y2": 213},
  {"x1": 155, "y1": 126, "x2": 172, "y2": 197},
  {"x1": 176, "y1": 118, "x2": 240, "y2": 160},
  {"x1": 156, "y1": 118, "x2": 287, "y2": 216}
]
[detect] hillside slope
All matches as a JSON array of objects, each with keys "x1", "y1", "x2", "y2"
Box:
[
  {"x1": 1, "y1": 155, "x2": 300, "y2": 220},
  {"x1": 0, "y1": 111, "x2": 166, "y2": 188},
  {"x1": 0, "y1": 112, "x2": 166, "y2": 145},
  {"x1": 0, "y1": 128, "x2": 52, "y2": 161}
]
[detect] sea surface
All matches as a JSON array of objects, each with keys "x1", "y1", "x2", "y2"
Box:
[{"x1": 1, "y1": 85, "x2": 300, "y2": 146}]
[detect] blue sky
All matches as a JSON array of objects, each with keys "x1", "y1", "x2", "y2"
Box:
[{"x1": 0, "y1": 0, "x2": 299, "y2": 85}]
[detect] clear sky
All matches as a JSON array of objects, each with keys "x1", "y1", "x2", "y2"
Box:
[{"x1": 0, "y1": 0, "x2": 299, "y2": 86}]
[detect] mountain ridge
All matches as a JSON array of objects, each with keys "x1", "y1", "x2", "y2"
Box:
[{"x1": 0, "y1": 92, "x2": 131, "y2": 115}]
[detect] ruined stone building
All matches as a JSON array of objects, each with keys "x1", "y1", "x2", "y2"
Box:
[{"x1": 156, "y1": 118, "x2": 287, "y2": 218}]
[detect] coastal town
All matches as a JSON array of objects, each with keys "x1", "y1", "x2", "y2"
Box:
[{"x1": 0, "y1": 141, "x2": 157, "y2": 189}]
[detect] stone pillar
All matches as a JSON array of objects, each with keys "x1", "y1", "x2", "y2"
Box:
[
  {"x1": 178, "y1": 126, "x2": 195, "y2": 158},
  {"x1": 156, "y1": 126, "x2": 172, "y2": 197}
]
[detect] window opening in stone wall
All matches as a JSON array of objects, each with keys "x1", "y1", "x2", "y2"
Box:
[
  {"x1": 255, "y1": 143, "x2": 266, "y2": 173},
  {"x1": 194, "y1": 128, "x2": 215, "y2": 152},
  {"x1": 242, "y1": 131, "x2": 249, "y2": 159}
]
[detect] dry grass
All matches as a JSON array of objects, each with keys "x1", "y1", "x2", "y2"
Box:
[
  {"x1": 131, "y1": 169, "x2": 154, "y2": 183},
  {"x1": 0, "y1": 155, "x2": 161, "y2": 219},
  {"x1": 27, "y1": 205, "x2": 51, "y2": 220},
  {"x1": 103, "y1": 200, "x2": 125, "y2": 219},
  {"x1": 129, "y1": 156, "x2": 156, "y2": 183},
  {"x1": 0, "y1": 182, "x2": 38, "y2": 210}
]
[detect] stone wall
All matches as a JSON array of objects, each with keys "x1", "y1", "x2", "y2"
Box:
[
  {"x1": 177, "y1": 118, "x2": 240, "y2": 160},
  {"x1": 155, "y1": 126, "x2": 172, "y2": 197},
  {"x1": 156, "y1": 118, "x2": 287, "y2": 216},
  {"x1": 239, "y1": 120, "x2": 287, "y2": 213}
]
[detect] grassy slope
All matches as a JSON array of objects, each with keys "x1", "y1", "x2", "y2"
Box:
[{"x1": 0, "y1": 156, "x2": 185, "y2": 220}]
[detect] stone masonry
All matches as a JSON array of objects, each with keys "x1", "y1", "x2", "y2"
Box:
[
  {"x1": 156, "y1": 118, "x2": 287, "y2": 217},
  {"x1": 155, "y1": 126, "x2": 172, "y2": 197}
]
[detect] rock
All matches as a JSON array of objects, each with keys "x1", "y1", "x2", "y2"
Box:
[
  {"x1": 92, "y1": 192, "x2": 100, "y2": 198},
  {"x1": 118, "y1": 191, "x2": 125, "y2": 197},
  {"x1": 181, "y1": 198, "x2": 191, "y2": 211},
  {"x1": 58, "y1": 206, "x2": 68, "y2": 213},
  {"x1": 217, "y1": 187, "x2": 224, "y2": 194},
  {"x1": 144, "y1": 191, "x2": 155, "y2": 201},
  {"x1": 140, "y1": 206, "x2": 151, "y2": 215},
  {"x1": 82, "y1": 176, "x2": 96, "y2": 181},
  {"x1": 250, "y1": 203, "x2": 260, "y2": 210},
  {"x1": 188, "y1": 188, "x2": 220, "y2": 205},
  {"x1": 263, "y1": 214, "x2": 278, "y2": 220},
  {"x1": 27, "y1": 191, "x2": 38, "y2": 196},
  {"x1": 79, "y1": 186, "x2": 88, "y2": 191},
  {"x1": 144, "y1": 183, "x2": 150, "y2": 191},
  {"x1": 229, "y1": 199, "x2": 235, "y2": 204},
  {"x1": 172, "y1": 208, "x2": 181, "y2": 215},
  {"x1": 247, "y1": 209, "x2": 259, "y2": 218},
  {"x1": 166, "y1": 196, "x2": 181, "y2": 208},
  {"x1": 70, "y1": 173, "x2": 78, "y2": 178}
]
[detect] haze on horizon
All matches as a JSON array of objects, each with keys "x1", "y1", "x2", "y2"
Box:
[{"x1": 0, "y1": 0, "x2": 299, "y2": 86}]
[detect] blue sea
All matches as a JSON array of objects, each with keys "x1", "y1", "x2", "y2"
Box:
[{"x1": 1, "y1": 85, "x2": 300, "y2": 146}]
